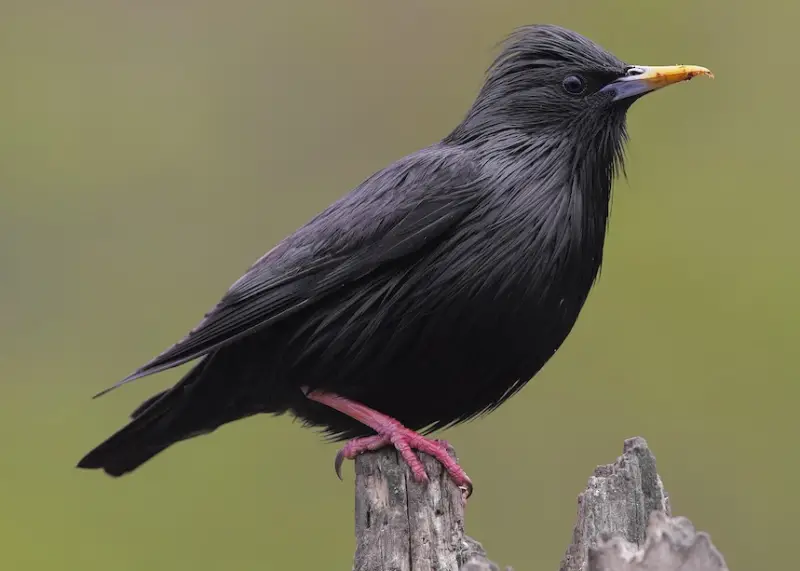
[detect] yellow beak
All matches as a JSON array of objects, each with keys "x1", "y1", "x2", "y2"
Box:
[{"x1": 602, "y1": 64, "x2": 714, "y2": 101}]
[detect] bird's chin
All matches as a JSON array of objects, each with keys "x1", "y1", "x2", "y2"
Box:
[{"x1": 611, "y1": 93, "x2": 643, "y2": 110}]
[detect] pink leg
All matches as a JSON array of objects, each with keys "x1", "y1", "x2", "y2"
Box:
[{"x1": 304, "y1": 389, "x2": 473, "y2": 497}]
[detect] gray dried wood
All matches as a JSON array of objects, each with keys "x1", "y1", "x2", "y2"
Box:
[
  {"x1": 352, "y1": 446, "x2": 485, "y2": 571},
  {"x1": 559, "y1": 437, "x2": 671, "y2": 571},
  {"x1": 351, "y1": 437, "x2": 727, "y2": 571},
  {"x1": 587, "y1": 511, "x2": 729, "y2": 571}
]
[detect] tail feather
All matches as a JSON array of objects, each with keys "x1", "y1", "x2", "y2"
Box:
[
  {"x1": 130, "y1": 389, "x2": 169, "y2": 419},
  {"x1": 76, "y1": 401, "x2": 176, "y2": 477},
  {"x1": 78, "y1": 358, "x2": 212, "y2": 477},
  {"x1": 77, "y1": 435, "x2": 172, "y2": 477}
]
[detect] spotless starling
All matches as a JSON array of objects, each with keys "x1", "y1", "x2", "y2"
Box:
[{"x1": 78, "y1": 25, "x2": 712, "y2": 496}]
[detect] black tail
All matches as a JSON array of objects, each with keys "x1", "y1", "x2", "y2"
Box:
[
  {"x1": 78, "y1": 358, "x2": 213, "y2": 477},
  {"x1": 77, "y1": 430, "x2": 173, "y2": 477}
]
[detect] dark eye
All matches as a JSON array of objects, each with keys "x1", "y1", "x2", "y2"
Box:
[{"x1": 561, "y1": 75, "x2": 586, "y2": 95}]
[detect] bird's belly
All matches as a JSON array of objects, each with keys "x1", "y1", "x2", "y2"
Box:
[
  {"x1": 275, "y1": 218, "x2": 604, "y2": 436},
  {"x1": 280, "y1": 277, "x2": 589, "y2": 438}
]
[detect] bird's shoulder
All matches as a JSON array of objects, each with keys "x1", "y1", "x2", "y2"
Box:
[{"x1": 224, "y1": 145, "x2": 485, "y2": 301}]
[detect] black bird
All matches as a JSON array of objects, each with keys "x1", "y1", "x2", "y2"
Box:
[{"x1": 78, "y1": 25, "x2": 712, "y2": 494}]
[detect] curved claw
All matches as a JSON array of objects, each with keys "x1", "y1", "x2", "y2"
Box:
[
  {"x1": 334, "y1": 449, "x2": 346, "y2": 481},
  {"x1": 328, "y1": 432, "x2": 473, "y2": 497}
]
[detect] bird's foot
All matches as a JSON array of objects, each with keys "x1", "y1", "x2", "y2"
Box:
[
  {"x1": 303, "y1": 388, "x2": 473, "y2": 498},
  {"x1": 334, "y1": 428, "x2": 473, "y2": 498}
]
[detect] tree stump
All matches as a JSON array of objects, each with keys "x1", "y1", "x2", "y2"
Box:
[{"x1": 351, "y1": 437, "x2": 729, "y2": 571}]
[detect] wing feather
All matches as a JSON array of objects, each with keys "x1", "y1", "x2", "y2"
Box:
[{"x1": 94, "y1": 147, "x2": 483, "y2": 397}]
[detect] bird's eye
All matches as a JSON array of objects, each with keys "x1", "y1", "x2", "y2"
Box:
[
  {"x1": 625, "y1": 66, "x2": 645, "y2": 77},
  {"x1": 561, "y1": 75, "x2": 586, "y2": 95}
]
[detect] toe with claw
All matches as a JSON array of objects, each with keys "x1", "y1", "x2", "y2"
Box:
[
  {"x1": 303, "y1": 389, "x2": 473, "y2": 498},
  {"x1": 333, "y1": 429, "x2": 473, "y2": 498}
]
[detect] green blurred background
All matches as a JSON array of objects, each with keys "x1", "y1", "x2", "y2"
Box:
[{"x1": 2, "y1": 1, "x2": 796, "y2": 569}]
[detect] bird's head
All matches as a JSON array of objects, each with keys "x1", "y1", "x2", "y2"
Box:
[{"x1": 449, "y1": 25, "x2": 712, "y2": 146}]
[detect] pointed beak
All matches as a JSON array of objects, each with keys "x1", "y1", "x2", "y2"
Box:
[{"x1": 601, "y1": 64, "x2": 714, "y2": 102}]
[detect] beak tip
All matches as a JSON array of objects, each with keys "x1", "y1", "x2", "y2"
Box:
[{"x1": 682, "y1": 65, "x2": 714, "y2": 80}]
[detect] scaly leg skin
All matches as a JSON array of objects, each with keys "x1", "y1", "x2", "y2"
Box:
[{"x1": 303, "y1": 389, "x2": 473, "y2": 499}]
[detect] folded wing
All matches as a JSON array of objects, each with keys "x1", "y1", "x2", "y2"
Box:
[{"x1": 94, "y1": 147, "x2": 484, "y2": 397}]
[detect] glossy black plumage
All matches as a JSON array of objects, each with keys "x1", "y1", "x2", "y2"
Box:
[{"x1": 77, "y1": 25, "x2": 691, "y2": 477}]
